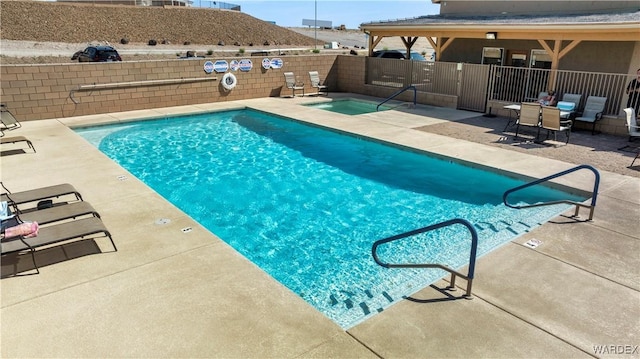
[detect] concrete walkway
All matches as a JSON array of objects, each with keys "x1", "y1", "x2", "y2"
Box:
[{"x1": 1, "y1": 95, "x2": 638, "y2": 358}]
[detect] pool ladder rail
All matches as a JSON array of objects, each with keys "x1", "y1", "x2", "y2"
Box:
[
  {"x1": 377, "y1": 85, "x2": 417, "y2": 111},
  {"x1": 503, "y1": 164, "x2": 600, "y2": 221},
  {"x1": 372, "y1": 218, "x2": 478, "y2": 298}
]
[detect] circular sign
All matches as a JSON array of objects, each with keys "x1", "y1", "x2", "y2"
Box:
[
  {"x1": 239, "y1": 59, "x2": 253, "y2": 72},
  {"x1": 270, "y1": 58, "x2": 283, "y2": 69},
  {"x1": 203, "y1": 61, "x2": 214, "y2": 74},
  {"x1": 230, "y1": 60, "x2": 240, "y2": 71},
  {"x1": 262, "y1": 58, "x2": 271, "y2": 70},
  {"x1": 213, "y1": 60, "x2": 229, "y2": 73}
]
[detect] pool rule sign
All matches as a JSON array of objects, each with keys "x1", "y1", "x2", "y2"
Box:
[
  {"x1": 203, "y1": 61, "x2": 214, "y2": 74},
  {"x1": 261, "y1": 58, "x2": 271, "y2": 70}
]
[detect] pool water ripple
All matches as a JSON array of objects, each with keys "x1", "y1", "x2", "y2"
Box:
[{"x1": 76, "y1": 109, "x2": 585, "y2": 329}]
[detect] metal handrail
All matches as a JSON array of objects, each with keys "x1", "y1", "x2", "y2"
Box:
[
  {"x1": 503, "y1": 164, "x2": 600, "y2": 220},
  {"x1": 69, "y1": 76, "x2": 218, "y2": 104},
  {"x1": 376, "y1": 85, "x2": 417, "y2": 111},
  {"x1": 372, "y1": 218, "x2": 478, "y2": 298}
]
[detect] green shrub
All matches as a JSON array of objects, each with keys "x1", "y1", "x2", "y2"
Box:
[
  {"x1": 239, "y1": 48, "x2": 245, "y2": 54},
  {"x1": 312, "y1": 49, "x2": 320, "y2": 53},
  {"x1": 207, "y1": 49, "x2": 213, "y2": 55}
]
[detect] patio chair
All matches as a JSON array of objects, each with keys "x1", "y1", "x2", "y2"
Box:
[
  {"x1": 573, "y1": 96, "x2": 607, "y2": 135},
  {"x1": 283, "y1": 72, "x2": 304, "y2": 97},
  {"x1": 561, "y1": 93, "x2": 582, "y2": 109},
  {"x1": 0, "y1": 104, "x2": 22, "y2": 132},
  {"x1": 1, "y1": 182, "x2": 83, "y2": 210},
  {"x1": 514, "y1": 102, "x2": 541, "y2": 141},
  {"x1": 622, "y1": 108, "x2": 640, "y2": 142},
  {"x1": 1, "y1": 217, "x2": 117, "y2": 274},
  {"x1": 622, "y1": 108, "x2": 640, "y2": 167},
  {"x1": 308, "y1": 71, "x2": 328, "y2": 96},
  {"x1": 540, "y1": 106, "x2": 571, "y2": 144},
  {"x1": 0, "y1": 135, "x2": 36, "y2": 153}
]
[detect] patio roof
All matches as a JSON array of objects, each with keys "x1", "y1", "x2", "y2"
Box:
[{"x1": 360, "y1": 10, "x2": 640, "y2": 71}]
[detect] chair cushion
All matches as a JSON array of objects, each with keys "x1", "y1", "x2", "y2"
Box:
[{"x1": 557, "y1": 101, "x2": 576, "y2": 111}]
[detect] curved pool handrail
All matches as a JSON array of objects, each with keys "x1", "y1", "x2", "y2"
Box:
[
  {"x1": 371, "y1": 218, "x2": 478, "y2": 298},
  {"x1": 503, "y1": 164, "x2": 600, "y2": 220}
]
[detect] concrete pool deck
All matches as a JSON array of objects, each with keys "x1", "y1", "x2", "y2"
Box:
[{"x1": 1, "y1": 94, "x2": 638, "y2": 358}]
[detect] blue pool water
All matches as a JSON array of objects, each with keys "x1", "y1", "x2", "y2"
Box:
[
  {"x1": 304, "y1": 98, "x2": 390, "y2": 115},
  {"x1": 75, "y1": 109, "x2": 585, "y2": 328}
]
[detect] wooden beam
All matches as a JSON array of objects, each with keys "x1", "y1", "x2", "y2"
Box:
[
  {"x1": 368, "y1": 35, "x2": 384, "y2": 56},
  {"x1": 401, "y1": 36, "x2": 419, "y2": 58},
  {"x1": 559, "y1": 40, "x2": 581, "y2": 59},
  {"x1": 426, "y1": 36, "x2": 438, "y2": 60},
  {"x1": 439, "y1": 37, "x2": 455, "y2": 53}
]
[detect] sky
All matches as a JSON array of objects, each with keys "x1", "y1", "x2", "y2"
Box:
[{"x1": 195, "y1": 1, "x2": 441, "y2": 29}]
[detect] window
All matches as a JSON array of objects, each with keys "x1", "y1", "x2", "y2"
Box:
[
  {"x1": 482, "y1": 47, "x2": 504, "y2": 65},
  {"x1": 530, "y1": 49, "x2": 552, "y2": 69}
]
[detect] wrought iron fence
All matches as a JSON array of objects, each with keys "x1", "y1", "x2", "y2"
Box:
[
  {"x1": 487, "y1": 66, "x2": 628, "y2": 115},
  {"x1": 366, "y1": 57, "x2": 632, "y2": 116}
]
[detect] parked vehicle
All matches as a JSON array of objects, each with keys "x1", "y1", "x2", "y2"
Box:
[
  {"x1": 371, "y1": 50, "x2": 427, "y2": 61},
  {"x1": 71, "y1": 46, "x2": 122, "y2": 62}
]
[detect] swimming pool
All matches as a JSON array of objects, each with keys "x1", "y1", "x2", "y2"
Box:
[
  {"x1": 75, "y1": 109, "x2": 585, "y2": 329},
  {"x1": 304, "y1": 98, "x2": 390, "y2": 115}
]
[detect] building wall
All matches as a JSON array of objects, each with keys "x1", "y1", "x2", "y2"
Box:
[
  {"x1": 438, "y1": 0, "x2": 639, "y2": 16},
  {"x1": 439, "y1": 39, "x2": 637, "y2": 74},
  {"x1": 0, "y1": 55, "x2": 337, "y2": 121}
]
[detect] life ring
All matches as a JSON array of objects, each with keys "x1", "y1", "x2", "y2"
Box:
[{"x1": 222, "y1": 72, "x2": 237, "y2": 91}]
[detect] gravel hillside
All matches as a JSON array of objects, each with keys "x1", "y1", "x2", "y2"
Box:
[{"x1": 0, "y1": 0, "x2": 319, "y2": 46}]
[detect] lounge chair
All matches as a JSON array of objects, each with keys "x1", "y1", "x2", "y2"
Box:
[
  {"x1": 540, "y1": 106, "x2": 571, "y2": 144},
  {"x1": 283, "y1": 72, "x2": 304, "y2": 97},
  {"x1": 0, "y1": 104, "x2": 22, "y2": 132},
  {"x1": 308, "y1": 71, "x2": 328, "y2": 96},
  {"x1": 573, "y1": 96, "x2": 607, "y2": 135},
  {"x1": 514, "y1": 102, "x2": 541, "y2": 140},
  {"x1": 1, "y1": 182, "x2": 83, "y2": 210},
  {"x1": 0, "y1": 135, "x2": 36, "y2": 153},
  {"x1": 1, "y1": 217, "x2": 117, "y2": 274},
  {"x1": 16, "y1": 201, "x2": 100, "y2": 225}
]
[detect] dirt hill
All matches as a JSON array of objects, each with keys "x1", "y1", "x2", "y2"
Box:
[{"x1": 0, "y1": 0, "x2": 319, "y2": 46}]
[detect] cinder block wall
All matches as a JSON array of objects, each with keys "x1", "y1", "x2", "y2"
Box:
[
  {"x1": 2, "y1": 55, "x2": 627, "y2": 136},
  {"x1": 0, "y1": 55, "x2": 338, "y2": 121}
]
